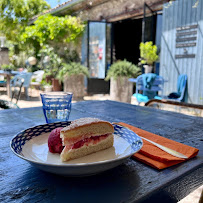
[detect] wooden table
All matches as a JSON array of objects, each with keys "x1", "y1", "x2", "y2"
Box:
[
  {"x1": 0, "y1": 70, "x2": 19, "y2": 96},
  {"x1": 0, "y1": 100, "x2": 202, "y2": 202}
]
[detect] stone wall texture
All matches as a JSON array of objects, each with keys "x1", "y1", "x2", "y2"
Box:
[
  {"x1": 0, "y1": 48, "x2": 9, "y2": 66},
  {"x1": 70, "y1": 0, "x2": 165, "y2": 22}
]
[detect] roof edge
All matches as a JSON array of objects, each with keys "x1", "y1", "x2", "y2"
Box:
[{"x1": 29, "y1": 0, "x2": 85, "y2": 25}]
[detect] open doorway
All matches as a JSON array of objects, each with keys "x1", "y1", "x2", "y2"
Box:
[{"x1": 113, "y1": 18, "x2": 143, "y2": 65}]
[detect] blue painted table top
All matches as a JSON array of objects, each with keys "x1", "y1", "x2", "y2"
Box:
[{"x1": 0, "y1": 100, "x2": 202, "y2": 203}]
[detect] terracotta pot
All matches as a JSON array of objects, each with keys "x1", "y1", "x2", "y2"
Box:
[
  {"x1": 45, "y1": 75, "x2": 54, "y2": 83},
  {"x1": 110, "y1": 77, "x2": 133, "y2": 103},
  {"x1": 51, "y1": 78, "x2": 62, "y2": 91}
]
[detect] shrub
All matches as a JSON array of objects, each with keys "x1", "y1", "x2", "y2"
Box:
[
  {"x1": 105, "y1": 60, "x2": 141, "y2": 80},
  {"x1": 57, "y1": 62, "x2": 89, "y2": 82},
  {"x1": 139, "y1": 41, "x2": 159, "y2": 65}
]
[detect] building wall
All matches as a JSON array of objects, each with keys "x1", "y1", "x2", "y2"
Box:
[
  {"x1": 0, "y1": 48, "x2": 9, "y2": 66},
  {"x1": 160, "y1": 0, "x2": 203, "y2": 104},
  {"x1": 77, "y1": 0, "x2": 164, "y2": 22}
]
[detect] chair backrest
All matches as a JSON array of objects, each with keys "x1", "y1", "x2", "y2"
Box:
[
  {"x1": 11, "y1": 77, "x2": 24, "y2": 104},
  {"x1": 135, "y1": 74, "x2": 165, "y2": 98},
  {"x1": 177, "y1": 74, "x2": 188, "y2": 102},
  {"x1": 31, "y1": 70, "x2": 44, "y2": 83},
  {"x1": 10, "y1": 72, "x2": 33, "y2": 88}
]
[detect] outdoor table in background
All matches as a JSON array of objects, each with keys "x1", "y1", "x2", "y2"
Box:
[
  {"x1": 0, "y1": 100, "x2": 202, "y2": 202},
  {"x1": 0, "y1": 70, "x2": 19, "y2": 96}
]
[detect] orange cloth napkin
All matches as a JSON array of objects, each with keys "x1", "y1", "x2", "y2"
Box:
[{"x1": 119, "y1": 122, "x2": 199, "y2": 170}]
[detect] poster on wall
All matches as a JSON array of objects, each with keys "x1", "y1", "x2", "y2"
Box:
[{"x1": 89, "y1": 36, "x2": 99, "y2": 77}]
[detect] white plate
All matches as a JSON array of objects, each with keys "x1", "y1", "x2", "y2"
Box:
[{"x1": 10, "y1": 121, "x2": 143, "y2": 176}]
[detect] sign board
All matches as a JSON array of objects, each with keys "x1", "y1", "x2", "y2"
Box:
[
  {"x1": 176, "y1": 30, "x2": 197, "y2": 36},
  {"x1": 176, "y1": 43, "x2": 196, "y2": 48},
  {"x1": 175, "y1": 24, "x2": 197, "y2": 58},
  {"x1": 175, "y1": 54, "x2": 195, "y2": 59},
  {"x1": 176, "y1": 24, "x2": 198, "y2": 31},
  {"x1": 176, "y1": 37, "x2": 197, "y2": 42}
]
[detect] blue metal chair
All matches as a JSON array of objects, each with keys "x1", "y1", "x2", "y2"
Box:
[
  {"x1": 11, "y1": 77, "x2": 24, "y2": 104},
  {"x1": 10, "y1": 72, "x2": 32, "y2": 99},
  {"x1": 130, "y1": 73, "x2": 164, "y2": 104},
  {"x1": 167, "y1": 74, "x2": 188, "y2": 102}
]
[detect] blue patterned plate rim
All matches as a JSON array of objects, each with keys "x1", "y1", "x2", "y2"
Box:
[{"x1": 10, "y1": 121, "x2": 143, "y2": 167}]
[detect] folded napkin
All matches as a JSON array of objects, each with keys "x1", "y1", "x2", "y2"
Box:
[{"x1": 119, "y1": 122, "x2": 199, "y2": 170}]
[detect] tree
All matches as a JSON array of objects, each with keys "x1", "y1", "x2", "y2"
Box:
[
  {"x1": 0, "y1": 0, "x2": 50, "y2": 45},
  {"x1": 21, "y1": 14, "x2": 85, "y2": 56}
]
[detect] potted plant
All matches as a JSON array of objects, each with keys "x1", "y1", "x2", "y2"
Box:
[
  {"x1": 105, "y1": 60, "x2": 141, "y2": 103},
  {"x1": 57, "y1": 62, "x2": 89, "y2": 100},
  {"x1": 40, "y1": 79, "x2": 53, "y2": 92},
  {"x1": 38, "y1": 45, "x2": 63, "y2": 91},
  {"x1": 139, "y1": 41, "x2": 158, "y2": 73}
]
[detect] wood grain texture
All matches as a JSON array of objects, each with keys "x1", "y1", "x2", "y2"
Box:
[{"x1": 0, "y1": 101, "x2": 202, "y2": 203}]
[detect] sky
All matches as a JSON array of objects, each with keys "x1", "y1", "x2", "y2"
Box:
[{"x1": 46, "y1": 0, "x2": 67, "y2": 8}]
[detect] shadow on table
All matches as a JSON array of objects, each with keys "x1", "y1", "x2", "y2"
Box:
[{"x1": 12, "y1": 163, "x2": 140, "y2": 203}]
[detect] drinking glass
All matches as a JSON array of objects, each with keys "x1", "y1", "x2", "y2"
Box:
[{"x1": 40, "y1": 92, "x2": 73, "y2": 123}]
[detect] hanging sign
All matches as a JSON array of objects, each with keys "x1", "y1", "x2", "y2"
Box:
[
  {"x1": 175, "y1": 54, "x2": 195, "y2": 59},
  {"x1": 176, "y1": 43, "x2": 196, "y2": 48},
  {"x1": 175, "y1": 24, "x2": 197, "y2": 58},
  {"x1": 176, "y1": 24, "x2": 198, "y2": 31}
]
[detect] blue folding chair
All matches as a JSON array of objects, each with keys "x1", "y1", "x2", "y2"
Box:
[
  {"x1": 11, "y1": 77, "x2": 24, "y2": 104},
  {"x1": 10, "y1": 72, "x2": 32, "y2": 99},
  {"x1": 167, "y1": 74, "x2": 188, "y2": 102},
  {"x1": 130, "y1": 73, "x2": 164, "y2": 104}
]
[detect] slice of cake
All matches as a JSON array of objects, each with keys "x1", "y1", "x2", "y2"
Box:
[{"x1": 60, "y1": 117, "x2": 114, "y2": 162}]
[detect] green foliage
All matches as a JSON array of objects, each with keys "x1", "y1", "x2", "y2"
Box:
[
  {"x1": 38, "y1": 45, "x2": 63, "y2": 78},
  {"x1": 21, "y1": 14, "x2": 85, "y2": 51},
  {"x1": 40, "y1": 79, "x2": 52, "y2": 87},
  {"x1": 0, "y1": 0, "x2": 50, "y2": 43},
  {"x1": 139, "y1": 41, "x2": 159, "y2": 65},
  {"x1": 105, "y1": 60, "x2": 141, "y2": 81},
  {"x1": 62, "y1": 49, "x2": 80, "y2": 63},
  {"x1": 1, "y1": 63, "x2": 17, "y2": 71},
  {"x1": 57, "y1": 62, "x2": 89, "y2": 82}
]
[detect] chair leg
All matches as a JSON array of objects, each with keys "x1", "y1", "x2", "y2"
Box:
[
  {"x1": 16, "y1": 87, "x2": 23, "y2": 104},
  {"x1": 25, "y1": 87, "x2": 29, "y2": 100},
  {"x1": 11, "y1": 88, "x2": 15, "y2": 102}
]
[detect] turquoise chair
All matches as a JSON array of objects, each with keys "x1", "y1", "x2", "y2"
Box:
[
  {"x1": 11, "y1": 77, "x2": 24, "y2": 104},
  {"x1": 131, "y1": 73, "x2": 164, "y2": 104},
  {"x1": 167, "y1": 74, "x2": 188, "y2": 102},
  {"x1": 10, "y1": 72, "x2": 32, "y2": 99}
]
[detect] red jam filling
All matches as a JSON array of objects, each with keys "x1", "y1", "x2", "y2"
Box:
[{"x1": 72, "y1": 134, "x2": 109, "y2": 149}]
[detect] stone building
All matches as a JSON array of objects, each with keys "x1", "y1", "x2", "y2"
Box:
[{"x1": 31, "y1": 0, "x2": 167, "y2": 93}]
